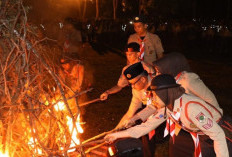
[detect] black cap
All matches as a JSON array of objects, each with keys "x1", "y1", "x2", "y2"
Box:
[
  {"x1": 124, "y1": 62, "x2": 146, "y2": 80},
  {"x1": 147, "y1": 74, "x2": 180, "y2": 91},
  {"x1": 125, "y1": 42, "x2": 140, "y2": 52},
  {"x1": 133, "y1": 15, "x2": 147, "y2": 23}
]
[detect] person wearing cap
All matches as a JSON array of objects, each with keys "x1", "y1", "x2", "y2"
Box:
[
  {"x1": 112, "y1": 62, "x2": 155, "y2": 130},
  {"x1": 123, "y1": 52, "x2": 220, "y2": 128},
  {"x1": 105, "y1": 74, "x2": 231, "y2": 157},
  {"x1": 58, "y1": 57, "x2": 84, "y2": 92},
  {"x1": 128, "y1": 15, "x2": 164, "y2": 65},
  {"x1": 111, "y1": 62, "x2": 165, "y2": 157},
  {"x1": 100, "y1": 42, "x2": 155, "y2": 101}
]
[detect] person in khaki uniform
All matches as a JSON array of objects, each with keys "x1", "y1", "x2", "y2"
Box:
[
  {"x1": 110, "y1": 62, "x2": 165, "y2": 157},
  {"x1": 113, "y1": 62, "x2": 153, "y2": 130},
  {"x1": 123, "y1": 52, "x2": 220, "y2": 128},
  {"x1": 100, "y1": 42, "x2": 155, "y2": 101},
  {"x1": 128, "y1": 16, "x2": 164, "y2": 65},
  {"x1": 105, "y1": 74, "x2": 232, "y2": 157}
]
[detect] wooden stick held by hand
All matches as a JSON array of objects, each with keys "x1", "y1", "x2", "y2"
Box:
[{"x1": 79, "y1": 98, "x2": 101, "y2": 107}]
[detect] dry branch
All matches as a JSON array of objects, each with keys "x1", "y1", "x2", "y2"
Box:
[{"x1": 0, "y1": 0, "x2": 90, "y2": 156}]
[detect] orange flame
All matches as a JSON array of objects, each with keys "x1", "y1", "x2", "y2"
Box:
[
  {"x1": 66, "y1": 114, "x2": 83, "y2": 152},
  {"x1": 0, "y1": 151, "x2": 9, "y2": 157},
  {"x1": 54, "y1": 101, "x2": 65, "y2": 111},
  {"x1": 28, "y1": 129, "x2": 42, "y2": 155},
  {"x1": 28, "y1": 137, "x2": 42, "y2": 155}
]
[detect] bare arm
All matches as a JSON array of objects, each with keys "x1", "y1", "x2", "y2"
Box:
[{"x1": 100, "y1": 85, "x2": 123, "y2": 100}]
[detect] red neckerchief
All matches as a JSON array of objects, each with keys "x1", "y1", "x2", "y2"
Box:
[{"x1": 175, "y1": 72, "x2": 182, "y2": 82}]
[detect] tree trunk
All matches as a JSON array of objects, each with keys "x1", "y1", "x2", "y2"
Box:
[
  {"x1": 192, "y1": 0, "x2": 197, "y2": 18},
  {"x1": 96, "y1": 0, "x2": 99, "y2": 19},
  {"x1": 77, "y1": 0, "x2": 82, "y2": 19},
  {"x1": 83, "y1": 0, "x2": 87, "y2": 20},
  {"x1": 227, "y1": 0, "x2": 231, "y2": 19},
  {"x1": 113, "y1": 0, "x2": 117, "y2": 20}
]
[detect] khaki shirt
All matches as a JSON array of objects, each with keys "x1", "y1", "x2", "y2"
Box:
[
  {"x1": 125, "y1": 76, "x2": 152, "y2": 117},
  {"x1": 137, "y1": 71, "x2": 220, "y2": 121},
  {"x1": 117, "y1": 61, "x2": 155, "y2": 88},
  {"x1": 177, "y1": 71, "x2": 219, "y2": 108},
  {"x1": 116, "y1": 94, "x2": 228, "y2": 157},
  {"x1": 128, "y1": 32, "x2": 164, "y2": 65}
]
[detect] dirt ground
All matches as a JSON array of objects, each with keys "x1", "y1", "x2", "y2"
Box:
[{"x1": 77, "y1": 42, "x2": 232, "y2": 156}]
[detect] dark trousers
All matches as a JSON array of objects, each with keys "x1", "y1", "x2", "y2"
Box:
[
  {"x1": 136, "y1": 105, "x2": 169, "y2": 157},
  {"x1": 169, "y1": 129, "x2": 232, "y2": 157},
  {"x1": 141, "y1": 122, "x2": 169, "y2": 157}
]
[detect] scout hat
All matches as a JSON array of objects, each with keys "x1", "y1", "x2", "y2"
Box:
[
  {"x1": 125, "y1": 42, "x2": 140, "y2": 52},
  {"x1": 124, "y1": 62, "x2": 147, "y2": 80},
  {"x1": 148, "y1": 74, "x2": 183, "y2": 118},
  {"x1": 147, "y1": 74, "x2": 180, "y2": 91}
]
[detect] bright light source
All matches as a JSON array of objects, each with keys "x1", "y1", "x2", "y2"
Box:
[
  {"x1": 87, "y1": 24, "x2": 91, "y2": 29},
  {"x1": 108, "y1": 147, "x2": 115, "y2": 156},
  {"x1": 40, "y1": 24, "x2": 45, "y2": 30},
  {"x1": 59, "y1": 23, "x2": 63, "y2": 29}
]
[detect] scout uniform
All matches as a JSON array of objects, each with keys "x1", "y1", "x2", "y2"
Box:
[
  {"x1": 116, "y1": 94, "x2": 229, "y2": 157},
  {"x1": 128, "y1": 32, "x2": 164, "y2": 65},
  {"x1": 107, "y1": 74, "x2": 231, "y2": 157},
  {"x1": 128, "y1": 16, "x2": 164, "y2": 65},
  {"x1": 100, "y1": 42, "x2": 155, "y2": 101},
  {"x1": 122, "y1": 62, "x2": 153, "y2": 117},
  {"x1": 122, "y1": 62, "x2": 165, "y2": 157},
  {"x1": 136, "y1": 52, "x2": 220, "y2": 122},
  {"x1": 176, "y1": 71, "x2": 219, "y2": 107}
]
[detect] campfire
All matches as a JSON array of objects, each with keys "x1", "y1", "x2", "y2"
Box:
[{"x1": 0, "y1": 1, "x2": 89, "y2": 156}]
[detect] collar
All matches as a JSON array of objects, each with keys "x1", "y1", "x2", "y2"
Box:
[
  {"x1": 172, "y1": 96, "x2": 183, "y2": 114},
  {"x1": 175, "y1": 72, "x2": 183, "y2": 83},
  {"x1": 146, "y1": 75, "x2": 152, "y2": 89},
  {"x1": 137, "y1": 32, "x2": 148, "y2": 41}
]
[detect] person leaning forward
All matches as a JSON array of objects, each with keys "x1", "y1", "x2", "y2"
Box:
[
  {"x1": 105, "y1": 74, "x2": 232, "y2": 157},
  {"x1": 123, "y1": 52, "x2": 220, "y2": 128},
  {"x1": 128, "y1": 15, "x2": 164, "y2": 65},
  {"x1": 111, "y1": 62, "x2": 167, "y2": 157},
  {"x1": 100, "y1": 42, "x2": 155, "y2": 101}
]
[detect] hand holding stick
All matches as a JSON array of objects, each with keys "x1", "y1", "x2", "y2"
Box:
[{"x1": 79, "y1": 98, "x2": 101, "y2": 107}]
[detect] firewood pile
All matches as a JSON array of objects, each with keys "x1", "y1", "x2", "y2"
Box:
[{"x1": 0, "y1": 0, "x2": 92, "y2": 156}]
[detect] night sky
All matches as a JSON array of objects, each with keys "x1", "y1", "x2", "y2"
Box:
[{"x1": 25, "y1": 0, "x2": 232, "y2": 22}]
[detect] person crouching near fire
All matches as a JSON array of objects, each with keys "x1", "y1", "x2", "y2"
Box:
[
  {"x1": 59, "y1": 56, "x2": 84, "y2": 92},
  {"x1": 105, "y1": 74, "x2": 232, "y2": 157}
]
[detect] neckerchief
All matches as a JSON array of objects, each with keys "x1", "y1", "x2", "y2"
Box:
[
  {"x1": 164, "y1": 97, "x2": 182, "y2": 143},
  {"x1": 138, "y1": 38, "x2": 146, "y2": 60}
]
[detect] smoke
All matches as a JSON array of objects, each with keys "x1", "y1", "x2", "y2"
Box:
[{"x1": 24, "y1": 0, "x2": 79, "y2": 24}]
